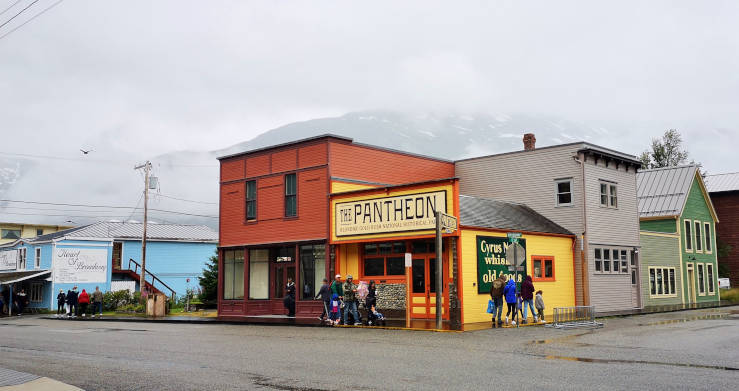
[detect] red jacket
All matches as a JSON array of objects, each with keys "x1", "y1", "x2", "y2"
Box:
[{"x1": 78, "y1": 290, "x2": 90, "y2": 304}]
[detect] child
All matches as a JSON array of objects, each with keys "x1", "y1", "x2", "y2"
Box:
[
  {"x1": 367, "y1": 304, "x2": 386, "y2": 326},
  {"x1": 535, "y1": 290, "x2": 546, "y2": 323},
  {"x1": 514, "y1": 293, "x2": 523, "y2": 326},
  {"x1": 329, "y1": 293, "x2": 341, "y2": 325}
]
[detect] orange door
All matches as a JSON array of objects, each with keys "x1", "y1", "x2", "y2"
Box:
[{"x1": 410, "y1": 256, "x2": 448, "y2": 319}]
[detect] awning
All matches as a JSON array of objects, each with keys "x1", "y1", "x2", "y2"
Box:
[{"x1": 0, "y1": 270, "x2": 51, "y2": 285}]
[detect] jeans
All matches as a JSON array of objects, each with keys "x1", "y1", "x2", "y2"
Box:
[
  {"x1": 57, "y1": 302, "x2": 65, "y2": 315},
  {"x1": 343, "y1": 300, "x2": 359, "y2": 325},
  {"x1": 94, "y1": 302, "x2": 103, "y2": 315},
  {"x1": 522, "y1": 299, "x2": 535, "y2": 320},
  {"x1": 492, "y1": 297, "x2": 503, "y2": 321},
  {"x1": 68, "y1": 303, "x2": 77, "y2": 316}
]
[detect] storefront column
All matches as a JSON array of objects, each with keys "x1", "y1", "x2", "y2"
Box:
[{"x1": 449, "y1": 237, "x2": 462, "y2": 330}]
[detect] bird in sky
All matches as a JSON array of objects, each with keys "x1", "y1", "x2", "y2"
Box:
[{"x1": 80, "y1": 149, "x2": 94, "y2": 154}]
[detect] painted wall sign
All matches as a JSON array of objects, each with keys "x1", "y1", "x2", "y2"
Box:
[
  {"x1": 53, "y1": 248, "x2": 108, "y2": 283},
  {"x1": 0, "y1": 249, "x2": 17, "y2": 271},
  {"x1": 335, "y1": 190, "x2": 447, "y2": 237},
  {"x1": 477, "y1": 236, "x2": 527, "y2": 294}
]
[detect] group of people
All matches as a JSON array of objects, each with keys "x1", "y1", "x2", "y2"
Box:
[
  {"x1": 314, "y1": 274, "x2": 385, "y2": 326},
  {"x1": 0, "y1": 287, "x2": 28, "y2": 316},
  {"x1": 56, "y1": 286, "x2": 104, "y2": 318},
  {"x1": 489, "y1": 274, "x2": 545, "y2": 327}
]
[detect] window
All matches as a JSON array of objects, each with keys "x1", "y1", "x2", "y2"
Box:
[
  {"x1": 649, "y1": 267, "x2": 676, "y2": 297},
  {"x1": 599, "y1": 182, "x2": 618, "y2": 208},
  {"x1": 595, "y1": 249, "x2": 602, "y2": 272},
  {"x1": 34, "y1": 248, "x2": 41, "y2": 269},
  {"x1": 300, "y1": 245, "x2": 325, "y2": 300},
  {"x1": 36, "y1": 228, "x2": 43, "y2": 236},
  {"x1": 630, "y1": 251, "x2": 637, "y2": 284},
  {"x1": 600, "y1": 183, "x2": 608, "y2": 206},
  {"x1": 284, "y1": 174, "x2": 297, "y2": 217},
  {"x1": 17, "y1": 248, "x2": 26, "y2": 270},
  {"x1": 603, "y1": 249, "x2": 610, "y2": 272},
  {"x1": 246, "y1": 180, "x2": 256, "y2": 220},
  {"x1": 361, "y1": 242, "x2": 406, "y2": 278},
  {"x1": 609, "y1": 185, "x2": 618, "y2": 208},
  {"x1": 555, "y1": 179, "x2": 573, "y2": 206},
  {"x1": 684, "y1": 220, "x2": 692, "y2": 252},
  {"x1": 704, "y1": 222, "x2": 712, "y2": 253},
  {"x1": 532, "y1": 256, "x2": 555, "y2": 281},
  {"x1": 248, "y1": 249, "x2": 268, "y2": 299},
  {"x1": 697, "y1": 263, "x2": 705, "y2": 295},
  {"x1": 30, "y1": 283, "x2": 43, "y2": 303},
  {"x1": 620, "y1": 250, "x2": 627, "y2": 273},
  {"x1": 694, "y1": 221, "x2": 702, "y2": 252},
  {"x1": 594, "y1": 248, "x2": 628, "y2": 274},
  {"x1": 1, "y1": 229, "x2": 21, "y2": 240},
  {"x1": 707, "y1": 264, "x2": 715, "y2": 295},
  {"x1": 222, "y1": 249, "x2": 244, "y2": 300}
]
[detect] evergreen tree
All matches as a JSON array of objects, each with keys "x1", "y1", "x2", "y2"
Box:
[{"x1": 198, "y1": 250, "x2": 218, "y2": 303}]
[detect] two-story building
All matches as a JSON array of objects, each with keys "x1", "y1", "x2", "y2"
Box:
[
  {"x1": 704, "y1": 172, "x2": 739, "y2": 288},
  {"x1": 0, "y1": 222, "x2": 73, "y2": 245}
]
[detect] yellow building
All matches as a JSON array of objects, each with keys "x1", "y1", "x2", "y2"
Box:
[
  {"x1": 330, "y1": 179, "x2": 576, "y2": 327},
  {"x1": 0, "y1": 222, "x2": 74, "y2": 245}
]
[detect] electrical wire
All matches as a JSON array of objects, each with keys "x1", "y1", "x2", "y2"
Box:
[
  {"x1": 0, "y1": 198, "x2": 219, "y2": 218},
  {"x1": 0, "y1": 151, "x2": 217, "y2": 168},
  {"x1": 0, "y1": 0, "x2": 40, "y2": 30},
  {"x1": 0, "y1": 0, "x2": 23, "y2": 17},
  {"x1": 0, "y1": 0, "x2": 64, "y2": 41},
  {"x1": 155, "y1": 194, "x2": 218, "y2": 205}
]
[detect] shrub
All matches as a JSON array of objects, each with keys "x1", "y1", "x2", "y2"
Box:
[{"x1": 721, "y1": 288, "x2": 739, "y2": 303}]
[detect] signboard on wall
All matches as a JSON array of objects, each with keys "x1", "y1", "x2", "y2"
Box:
[
  {"x1": 0, "y1": 250, "x2": 17, "y2": 271},
  {"x1": 53, "y1": 248, "x2": 108, "y2": 283},
  {"x1": 335, "y1": 190, "x2": 447, "y2": 237},
  {"x1": 476, "y1": 236, "x2": 527, "y2": 294}
]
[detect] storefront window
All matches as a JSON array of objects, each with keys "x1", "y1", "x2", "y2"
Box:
[
  {"x1": 362, "y1": 242, "x2": 406, "y2": 278},
  {"x1": 300, "y1": 245, "x2": 325, "y2": 300},
  {"x1": 223, "y1": 249, "x2": 244, "y2": 300},
  {"x1": 249, "y1": 249, "x2": 269, "y2": 299},
  {"x1": 364, "y1": 258, "x2": 384, "y2": 276}
]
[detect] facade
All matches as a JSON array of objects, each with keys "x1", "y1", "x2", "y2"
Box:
[
  {"x1": 0, "y1": 222, "x2": 217, "y2": 311},
  {"x1": 637, "y1": 165, "x2": 720, "y2": 306},
  {"x1": 0, "y1": 222, "x2": 73, "y2": 245},
  {"x1": 455, "y1": 135, "x2": 643, "y2": 313},
  {"x1": 704, "y1": 172, "x2": 739, "y2": 287}
]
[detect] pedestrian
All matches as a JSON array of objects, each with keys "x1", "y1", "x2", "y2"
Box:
[
  {"x1": 329, "y1": 293, "x2": 341, "y2": 325},
  {"x1": 56, "y1": 289, "x2": 66, "y2": 317},
  {"x1": 516, "y1": 293, "x2": 524, "y2": 323},
  {"x1": 315, "y1": 278, "x2": 331, "y2": 321},
  {"x1": 520, "y1": 275, "x2": 536, "y2": 324},
  {"x1": 78, "y1": 289, "x2": 90, "y2": 317},
  {"x1": 16, "y1": 289, "x2": 28, "y2": 316},
  {"x1": 66, "y1": 287, "x2": 77, "y2": 317},
  {"x1": 283, "y1": 277, "x2": 296, "y2": 317},
  {"x1": 503, "y1": 278, "x2": 517, "y2": 325},
  {"x1": 367, "y1": 304, "x2": 386, "y2": 326},
  {"x1": 535, "y1": 290, "x2": 546, "y2": 323},
  {"x1": 365, "y1": 280, "x2": 377, "y2": 310},
  {"x1": 342, "y1": 275, "x2": 360, "y2": 326},
  {"x1": 92, "y1": 286, "x2": 104, "y2": 318},
  {"x1": 330, "y1": 274, "x2": 344, "y2": 322},
  {"x1": 489, "y1": 274, "x2": 506, "y2": 327}
]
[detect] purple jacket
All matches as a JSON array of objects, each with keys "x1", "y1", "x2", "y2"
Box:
[{"x1": 521, "y1": 275, "x2": 535, "y2": 301}]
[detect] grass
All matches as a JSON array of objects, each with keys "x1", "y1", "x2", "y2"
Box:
[{"x1": 720, "y1": 288, "x2": 739, "y2": 303}]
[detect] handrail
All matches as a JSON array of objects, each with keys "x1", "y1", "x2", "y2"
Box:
[{"x1": 126, "y1": 258, "x2": 177, "y2": 299}]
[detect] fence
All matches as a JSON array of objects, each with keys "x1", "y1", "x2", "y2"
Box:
[{"x1": 546, "y1": 306, "x2": 603, "y2": 329}]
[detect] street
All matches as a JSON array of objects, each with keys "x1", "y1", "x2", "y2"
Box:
[{"x1": 1, "y1": 307, "x2": 738, "y2": 391}]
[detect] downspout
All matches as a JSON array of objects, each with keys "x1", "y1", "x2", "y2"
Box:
[{"x1": 575, "y1": 152, "x2": 590, "y2": 306}]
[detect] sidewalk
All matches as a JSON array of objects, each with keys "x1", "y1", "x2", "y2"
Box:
[{"x1": 0, "y1": 367, "x2": 81, "y2": 391}]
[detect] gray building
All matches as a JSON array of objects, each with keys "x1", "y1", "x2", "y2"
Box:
[{"x1": 455, "y1": 134, "x2": 643, "y2": 313}]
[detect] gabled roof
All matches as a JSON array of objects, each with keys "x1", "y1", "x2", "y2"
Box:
[
  {"x1": 30, "y1": 222, "x2": 218, "y2": 243},
  {"x1": 459, "y1": 195, "x2": 573, "y2": 236},
  {"x1": 705, "y1": 172, "x2": 739, "y2": 193},
  {"x1": 637, "y1": 165, "x2": 697, "y2": 218}
]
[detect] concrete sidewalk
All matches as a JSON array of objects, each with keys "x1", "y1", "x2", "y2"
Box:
[{"x1": 0, "y1": 367, "x2": 82, "y2": 391}]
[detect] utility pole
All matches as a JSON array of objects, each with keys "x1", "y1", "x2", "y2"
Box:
[
  {"x1": 134, "y1": 161, "x2": 151, "y2": 303},
  {"x1": 435, "y1": 211, "x2": 443, "y2": 330}
]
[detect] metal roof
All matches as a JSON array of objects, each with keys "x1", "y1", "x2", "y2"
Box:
[
  {"x1": 31, "y1": 222, "x2": 218, "y2": 243},
  {"x1": 459, "y1": 195, "x2": 573, "y2": 236},
  {"x1": 704, "y1": 172, "x2": 739, "y2": 193},
  {"x1": 636, "y1": 165, "x2": 697, "y2": 218}
]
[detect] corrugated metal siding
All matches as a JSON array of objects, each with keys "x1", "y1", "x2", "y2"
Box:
[{"x1": 639, "y1": 233, "x2": 682, "y2": 307}]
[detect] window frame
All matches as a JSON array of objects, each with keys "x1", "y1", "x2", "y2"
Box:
[
  {"x1": 599, "y1": 181, "x2": 618, "y2": 209},
  {"x1": 360, "y1": 241, "x2": 408, "y2": 281},
  {"x1": 30, "y1": 282, "x2": 43, "y2": 303},
  {"x1": 299, "y1": 244, "x2": 326, "y2": 301},
  {"x1": 1, "y1": 229, "x2": 21, "y2": 240},
  {"x1": 222, "y1": 249, "x2": 245, "y2": 301},
  {"x1": 532, "y1": 256, "x2": 555, "y2": 282},
  {"x1": 609, "y1": 184, "x2": 618, "y2": 208},
  {"x1": 284, "y1": 173, "x2": 297, "y2": 218},
  {"x1": 683, "y1": 219, "x2": 693, "y2": 252},
  {"x1": 36, "y1": 228, "x2": 43, "y2": 236},
  {"x1": 694, "y1": 220, "x2": 703, "y2": 253},
  {"x1": 594, "y1": 248, "x2": 602, "y2": 272},
  {"x1": 704, "y1": 222, "x2": 712, "y2": 254},
  {"x1": 34, "y1": 247, "x2": 41, "y2": 269},
  {"x1": 697, "y1": 263, "x2": 705, "y2": 296},
  {"x1": 245, "y1": 180, "x2": 257, "y2": 221},
  {"x1": 648, "y1": 266, "x2": 677, "y2": 298},
  {"x1": 17, "y1": 248, "x2": 27, "y2": 270},
  {"x1": 707, "y1": 263, "x2": 715, "y2": 295},
  {"x1": 554, "y1": 178, "x2": 573, "y2": 207}
]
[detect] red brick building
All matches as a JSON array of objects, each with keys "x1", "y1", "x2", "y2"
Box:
[{"x1": 705, "y1": 173, "x2": 739, "y2": 287}]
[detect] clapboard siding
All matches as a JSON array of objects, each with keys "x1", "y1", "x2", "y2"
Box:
[
  {"x1": 584, "y1": 158, "x2": 640, "y2": 247},
  {"x1": 639, "y1": 233, "x2": 682, "y2": 307}
]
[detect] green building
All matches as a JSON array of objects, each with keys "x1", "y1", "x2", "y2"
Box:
[{"x1": 637, "y1": 165, "x2": 720, "y2": 307}]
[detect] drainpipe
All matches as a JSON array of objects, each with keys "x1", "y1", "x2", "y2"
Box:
[{"x1": 575, "y1": 153, "x2": 590, "y2": 306}]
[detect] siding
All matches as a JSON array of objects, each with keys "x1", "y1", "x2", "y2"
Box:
[
  {"x1": 640, "y1": 219, "x2": 677, "y2": 233},
  {"x1": 711, "y1": 191, "x2": 739, "y2": 286},
  {"x1": 681, "y1": 179, "x2": 719, "y2": 302},
  {"x1": 639, "y1": 233, "x2": 682, "y2": 307},
  {"x1": 330, "y1": 181, "x2": 379, "y2": 194}
]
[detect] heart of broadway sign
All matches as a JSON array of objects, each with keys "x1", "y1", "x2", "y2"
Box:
[
  {"x1": 335, "y1": 190, "x2": 447, "y2": 237},
  {"x1": 477, "y1": 236, "x2": 527, "y2": 294},
  {"x1": 53, "y1": 248, "x2": 108, "y2": 283},
  {"x1": 0, "y1": 250, "x2": 18, "y2": 271}
]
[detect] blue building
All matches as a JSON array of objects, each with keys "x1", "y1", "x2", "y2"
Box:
[{"x1": 0, "y1": 222, "x2": 217, "y2": 311}]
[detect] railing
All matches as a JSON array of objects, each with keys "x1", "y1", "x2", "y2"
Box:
[
  {"x1": 546, "y1": 306, "x2": 603, "y2": 329},
  {"x1": 126, "y1": 258, "x2": 177, "y2": 299}
]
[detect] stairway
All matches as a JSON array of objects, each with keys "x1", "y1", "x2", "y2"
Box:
[{"x1": 112, "y1": 258, "x2": 176, "y2": 298}]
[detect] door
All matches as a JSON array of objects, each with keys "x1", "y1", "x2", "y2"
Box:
[
  {"x1": 686, "y1": 264, "x2": 696, "y2": 304},
  {"x1": 630, "y1": 251, "x2": 640, "y2": 308},
  {"x1": 270, "y1": 262, "x2": 295, "y2": 314},
  {"x1": 112, "y1": 242, "x2": 122, "y2": 270},
  {"x1": 410, "y1": 256, "x2": 448, "y2": 319}
]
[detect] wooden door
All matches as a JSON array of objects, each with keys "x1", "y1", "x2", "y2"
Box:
[{"x1": 410, "y1": 256, "x2": 448, "y2": 319}]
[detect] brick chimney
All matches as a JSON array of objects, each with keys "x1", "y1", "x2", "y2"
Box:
[{"x1": 523, "y1": 133, "x2": 536, "y2": 151}]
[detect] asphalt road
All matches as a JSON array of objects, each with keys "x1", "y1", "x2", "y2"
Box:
[{"x1": 0, "y1": 307, "x2": 737, "y2": 391}]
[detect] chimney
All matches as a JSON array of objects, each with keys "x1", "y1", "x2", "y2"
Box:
[{"x1": 523, "y1": 133, "x2": 536, "y2": 151}]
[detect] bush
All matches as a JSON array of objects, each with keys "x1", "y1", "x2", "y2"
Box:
[
  {"x1": 721, "y1": 288, "x2": 739, "y2": 303},
  {"x1": 103, "y1": 290, "x2": 134, "y2": 311},
  {"x1": 115, "y1": 303, "x2": 145, "y2": 313}
]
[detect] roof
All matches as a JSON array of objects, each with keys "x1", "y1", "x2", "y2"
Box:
[
  {"x1": 456, "y1": 141, "x2": 642, "y2": 166},
  {"x1": 0, "y1": 270, "x2": 51, "y2": 285},
  {"x1": 636, "y1": 165, "x2": 699, "y2": 218},
  {"x1": 30, "y1": 222, "x2": 218, "y2": 243},
  {"x1": 459, "y1": 195, "x2": 573, "y2": 236},
  {"x1": 705, "y1": 172, "x2": 739, "y2": 193}
]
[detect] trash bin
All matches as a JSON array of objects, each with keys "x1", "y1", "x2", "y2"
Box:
[{"x1": 146, "y1": 293, "x2": 167, "y2": 317}]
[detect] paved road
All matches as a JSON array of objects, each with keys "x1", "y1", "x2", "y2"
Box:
[{"x1": 0, "y1": 307, "x2": 737, "y2": 391}]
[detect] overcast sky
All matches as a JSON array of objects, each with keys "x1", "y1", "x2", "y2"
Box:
[{"x1": 1, "y1": 1, "x2": 738, "y2": 172}]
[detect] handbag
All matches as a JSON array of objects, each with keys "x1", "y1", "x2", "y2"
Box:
[{"x1": 486, "y1": 300, "x2": 494, "y2": 314}]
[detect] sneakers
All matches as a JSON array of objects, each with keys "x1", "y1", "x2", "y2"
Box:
[
  {"x1": 511, "y1": 320, "x2": 516, "y2": 326},
  {"x1": 354, "y1": 322, "x2": 362, "y2": 326},
  {"x1": 505, "y1": 316, "x2": 509, "y2": 325},
  {"x1": 534, "y1": 316, "x2": 538, "y2": 323}
]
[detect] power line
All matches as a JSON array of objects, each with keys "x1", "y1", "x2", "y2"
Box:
[
  {"x1": 0, "y1": 151, "x2": 217, "y2": 168},
  {"x1": 126, "y1": 192, "x2": 145, "y2": 221},
  {"x1": 0, "y1": 198, "x2": 219, "y2": 218},
  {"x1": 0, "y1": 0, "x2": 23, "y2": 17},
  {"x1": 0, "y1": 0, "x2": 64, "y2": 41},
  {"x1": 156, "y1": 194, "x2": 218, "y2": 205},
  {"x1": 0, "y1": 0, "x2": 40, "y2": 30}
]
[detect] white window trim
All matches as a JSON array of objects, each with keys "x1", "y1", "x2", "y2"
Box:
[
  {"x1": 598, "y1": 181, "x2": 618, "y2": 209},
  {"x1": 697, "y1": 263, "x2": 706, "y2": 296},
  {"x1": 703, "y1": 222, "x2": 713, "y2": 254},
  {"x1": 648, "y1": 266, "x2": 678, "y2": 298},
  {"x1": 694, "y1": 220, "x2": 703, "y2": 253},
  {"x1": 684, "y1": 219, "x2": 693, "y2": 253},
  {"x1": 17, "y1": 248, "x2": 27, "y2": 270},
  {"x1": 30, "y1": 282, "x2": 43, "y2": 303},
  {"x1": 34, "y1": 248, "x2": 41, "y2": 269},
  {"x1": 555, "y1": 178, "x2": 574, "y2": 207},
  {"x1": 707, "y1": 263, "x2": 715, "y2": 295}
]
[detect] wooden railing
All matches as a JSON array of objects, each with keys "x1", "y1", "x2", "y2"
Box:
[{"x1": 126, "y1": 258, "x2": 177, "y2": 299}]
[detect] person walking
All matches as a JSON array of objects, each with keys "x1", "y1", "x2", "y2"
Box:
[
  {"x1": 520, "y1": 275, "x2": 536, "y2": 324},
  {"x1": 342, "y1": 275, "x2": 360, "y2": 326},
  {"x1": 56, "y1": 289, "x2": 66, "y2": 317},
  {"x1": 92, "y1": 286, "x2": 104, "y2": 318},
  {"x1": 535, "y1": 290, "x2": 546, "y2": 323},
  {"x1": 66, "y1": 287, "x2": 79, "y2": 317},
  {"x1": 503, "y1": 278, "x2": 517, "y2": 325},
  {"x1": 330, "y1": 274, "x2": 344, "y2": 323},
  {"x1": 78, "y1": 289, "x2": 90, "y2": 317},
  {"x1": 315, "y1": 278, "x2": 331, "y2": 321},
  {"x1": 489, "y1": 274, "x2": 506, "y2": 327}
]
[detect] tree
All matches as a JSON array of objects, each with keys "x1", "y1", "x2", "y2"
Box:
[
  {"x1": 640, "y1": 129, "x2": 690, "y2": 169},
  {"x1": 198, "y1": 250, "x2": 218, "y2": 303}
]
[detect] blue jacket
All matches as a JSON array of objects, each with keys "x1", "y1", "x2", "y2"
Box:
[{"x1": 504, "y1": 279, "x2": 516, "y2": 304}]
